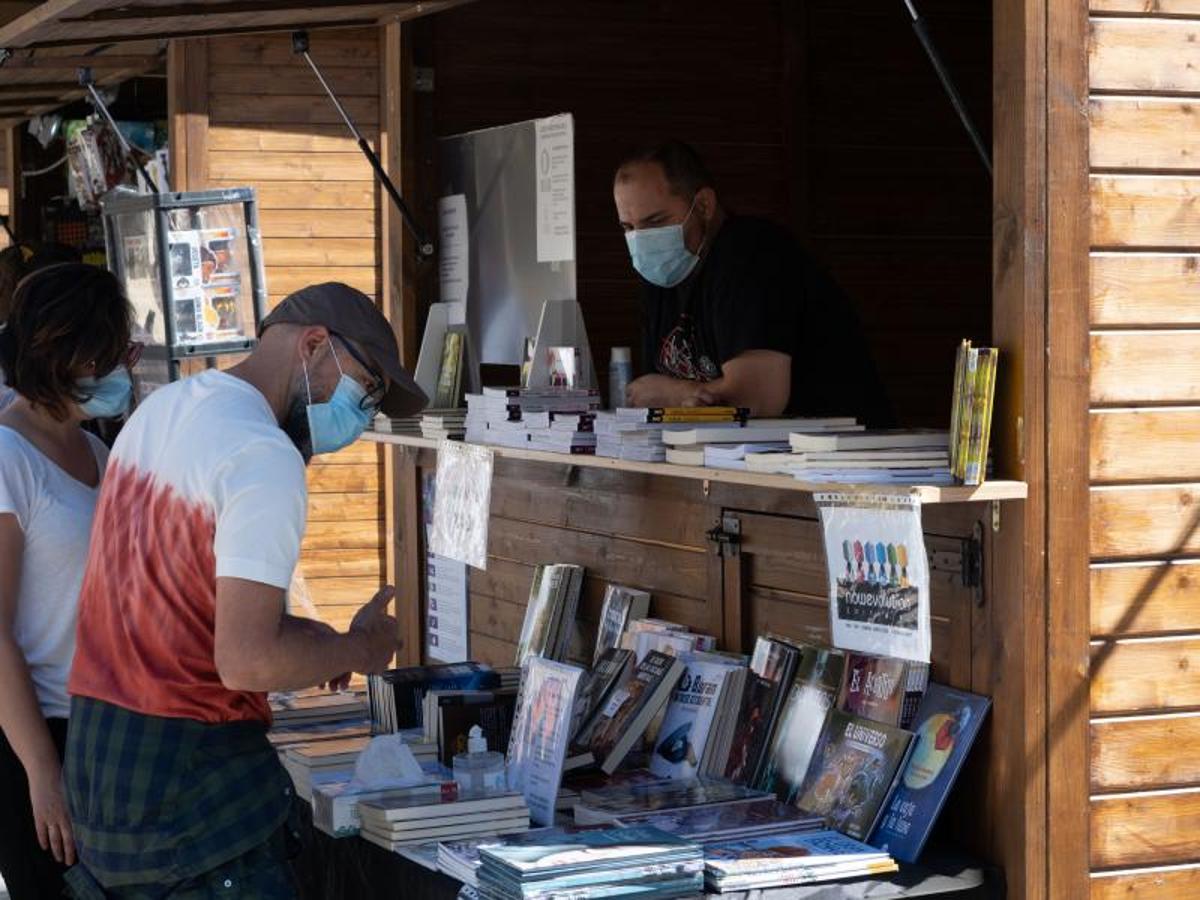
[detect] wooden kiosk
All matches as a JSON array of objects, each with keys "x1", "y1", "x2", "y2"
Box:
[{"x1": 0, "y1": 1, "x2": 1193, "y2": 897}]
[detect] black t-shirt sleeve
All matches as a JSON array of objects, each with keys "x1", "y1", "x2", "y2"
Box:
[{"x1": 708, "y1": 230, "x2": 798, "y2": 366}]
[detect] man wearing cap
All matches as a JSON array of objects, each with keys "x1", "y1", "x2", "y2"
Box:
[{"x1": 62, "y1": 284, "x2": 427, "y2": 897}]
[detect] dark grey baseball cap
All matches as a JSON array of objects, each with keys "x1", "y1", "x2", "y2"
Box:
[{"x1": 260, "y1": 282, "x2": 428, "y2": 418}]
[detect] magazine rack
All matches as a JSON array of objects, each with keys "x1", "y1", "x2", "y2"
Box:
[{"x1": 101, "y1": 188, "x2": 269, "y2": 399}]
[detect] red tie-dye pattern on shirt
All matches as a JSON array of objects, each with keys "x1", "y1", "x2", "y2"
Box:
[{"x1": 68, "y1": 461, "x2": 270, "y2": 723}]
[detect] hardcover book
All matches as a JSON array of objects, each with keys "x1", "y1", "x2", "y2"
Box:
[
  {"x1": 570, "y1": 650, "x2": 685, "y2": 775},
  {"x1": 724, "y1": 636, "x2": 804, "y2": 786},
  {"x1": 869, "y1": 683, "x2": 990, "y2": 863},
  {"x1": 758, "y1": 645, "x2": 846, "y2": 800},
  {"x1": 837, "y1": 652, "x2": 929, "y2": 729},
  {"x1": 793, "y1": 710, "x2": 915, "y2": 841}
]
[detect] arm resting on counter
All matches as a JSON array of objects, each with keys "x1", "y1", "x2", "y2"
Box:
[{"x1": 626, "y1": 350, "x2": 791, "y2": 417}]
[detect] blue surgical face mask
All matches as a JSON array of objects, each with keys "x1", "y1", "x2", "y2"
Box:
[
  {"x1": 76, "y1": 368, "x2": 132, "y2": 420},
  {"x1": 303, "y1": 340, "x2": 375, "y2": 456},
  {"x1": 625, "y1": 199, "x2": 703, "y2": 288}
]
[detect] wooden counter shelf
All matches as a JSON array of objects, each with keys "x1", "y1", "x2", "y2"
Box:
[{"x1": 361, "y1": 432, "x2": 1028, "y2": 505}]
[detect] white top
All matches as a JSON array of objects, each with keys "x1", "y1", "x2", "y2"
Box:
[
  {"x1": 0, "y1": 426, "x2": 108, "y2": 718},
  {"x1": 0, "y1": 367, "x2": 15, "y2": 414}
]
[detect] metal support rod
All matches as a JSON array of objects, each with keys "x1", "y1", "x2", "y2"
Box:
[
  {"x1": 292, "y1": 30, "x2": 434, "y2": 259},
  {"x1": 78, "y1": 67, "x2": 160, "y2": 193},
  {"x1": 902, "y1": 0, "x2": 993, "y2": 178}
]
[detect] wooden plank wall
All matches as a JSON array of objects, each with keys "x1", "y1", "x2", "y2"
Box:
[
  {"x1": 1088, "y1": 6, "x2": 1200, "y2": 895},
  {"x1": 423, "y1": 0, "x2": 991, "y2": 426},
  {"x1": 169, "y1": 31, "x2": 387, "y2": 629}
]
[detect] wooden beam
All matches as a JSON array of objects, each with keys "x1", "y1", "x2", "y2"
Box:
[
  {"x1": 61, "y1": 1, "x2": 402, "y2": 23},
  {"x1": 166, "y1": 37, "x2": 208, "y2": 191},
  {"x1": 20, "y1": 18, "x2": 379, "y2": 48},
  {"x1": 0, "y1": 53, "x2": 162, "y2": 68}
]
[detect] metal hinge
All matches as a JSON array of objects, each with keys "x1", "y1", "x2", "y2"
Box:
[{"x1": 706, "y1": 514, "x2": 741, "y2": 558}]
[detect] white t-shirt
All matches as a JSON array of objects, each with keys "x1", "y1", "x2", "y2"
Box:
[
  {"x1": 0, "y1": 426, "x2": 109, "y2": 718},
  {"x1": 69, "y1": 369, "x2": 308, "y2": 723},
  {"x1": 0, "y1": 367, "x2": 15, "y2": 414}
]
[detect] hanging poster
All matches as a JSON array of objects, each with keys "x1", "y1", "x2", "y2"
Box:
[
  {"x1": 430, "y1": 440, "x2": 494, "y2": 570},
  {"x1": 815, "y1": 492, "x2": 931, "y2": 664},
  {"x1": 421, "y1": 471, "x2": 469, "y2": 663},
  {"x1": 534, "y1": 114, "x2": 575, "y2": 263},
  {"x1": 437, "y1": 193, "x2": 469, "y2": 326}
]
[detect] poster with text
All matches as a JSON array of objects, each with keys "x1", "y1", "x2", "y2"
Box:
[
  {"x1": 421, "y1": 471, "x2": 469, "y2": 663},
  {"x1": 430, "y1": 440, "x2": 494, "y2": 570},
  {"x1": 437, "y1": 193, "x2": 469, "y2": 326},
  {"x1": 815, "y1": 492, "x2": 930, "y2": 664},
  {"x1": 534, "y1": 113, "x2": 575, "y2": 263}
]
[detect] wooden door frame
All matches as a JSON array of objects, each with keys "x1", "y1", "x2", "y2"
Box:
[{"x1": 994, "y1": 0, "x2": 1091, "y2": 897}]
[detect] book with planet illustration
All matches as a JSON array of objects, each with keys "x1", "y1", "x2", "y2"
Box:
[{"x1": 868, "y1": 683, "x2": 990, "y2": 862}]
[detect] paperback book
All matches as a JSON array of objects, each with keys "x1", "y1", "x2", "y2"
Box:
[
  {"x1": 870, "y1": 683, "x2": 991, "y2": 863},
  {"x1": 575, "y1": 647, "x2": 635, "y2": 733},
  {"x1": 703, "y1": 829, "x2": 896, "y2": 892},
  {"x1": 368, "y1": 664, "x2": 500, "y2": 734},
  {"x1": 569, "y1": 650, "x2": 685, "y2": 775},
  {"x1": 593, "y1": 585, "x2": 652, "y2": 665},
  {"x1": 793, "y1": 710, "x2": 915, "y2": 841},
  {"x1": 614, "y1": 796, "x2": 823, "y2": 843},
  {"x1": 514, "y1": 564, "x2": 585, "y2": 667},
  {"x1": 758, "y1": 644, "x2": 846, "y2": 800},
  {"x1": 724, "y1": 636, "x2": 805, "y2": 786},
  {"x1": 837, "y1": 651, "x2": 929, "y2": 729},
  {"x1": 574, "y1": 777, "x2": 771, "y2": 826},
  {"x1": 505, "y1": 657, "x2": 584, "y2": 826},
  {"x1": 650, "y1": 658, "x2": 747, "y2": 780}
]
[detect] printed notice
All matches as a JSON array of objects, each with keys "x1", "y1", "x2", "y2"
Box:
[
  {"x1": 422, "y1": 472, "x2": 469, "y2": 662},
  {"x1": 438, "y1": 193, "x2": 469, "y2": 325},
  {"x1": 534, "y1": 113, "x2": 575, "y2": 263},
  {"x1": 815, "y1": 492, "x2": 931, "y2": 664},
  {"x1": 430, "y1": 440, "x2": 494, "y2": 570}
]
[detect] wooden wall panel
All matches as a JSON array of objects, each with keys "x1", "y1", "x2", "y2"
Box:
[
  {"x1": 1092, "y1": 713, "x2": 1200, "y2": 791},
  {"x1": 1090, "y1": 332, "x2": 1200, "y2": 404},
  {"x1": 1091, "y1": 790, "x2": 1200, "y2": 869},
  {"x1": 1090, "y1": 254, "x2": 1200, "y2": 326},
  {"x1": 190, "y1": 29, "x2": 387, "y2": 628},
  {"x1": 1092, "y1": 560, "x2": 1200, "y2": 636},
  {"x1": 1088, "y1": 2, "x2": 1200, "y2": 880}
]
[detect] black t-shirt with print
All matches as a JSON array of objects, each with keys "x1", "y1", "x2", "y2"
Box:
[{"x1": 638, "y1": 215, "x2": 893, "y2": 426}]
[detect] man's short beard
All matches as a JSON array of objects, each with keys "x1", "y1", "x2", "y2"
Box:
[{"x1": 282, "y1": 391, "x2": 313, "y2": 464}]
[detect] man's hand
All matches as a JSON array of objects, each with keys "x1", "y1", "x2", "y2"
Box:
[
  {"x1": 350, "y1": 585, "x2": 399, "y2": 674},
  {"x1": 626, "y1": 374, "x2": 717, "y2": 409}
]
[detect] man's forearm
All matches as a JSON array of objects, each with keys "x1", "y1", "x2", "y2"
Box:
[{"x1": 245, "y1": 617, "x2": 368, "y2": 693}]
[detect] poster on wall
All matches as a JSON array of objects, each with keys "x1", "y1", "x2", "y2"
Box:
[
  {"x1": 437, "y1": 193, "x2": 469, "y2": 326},
  {"x1": 421, "y1": 471, "x2": 469, "y2": 663},
  {"x1": 534, "y1": 113, "x2": 575, "y2": 263},
  {"x1": 429, "y1": 440, "x2": 494, "y2": 570},
  {"x1": 815, "y1": 492, "x2": 931, "y2": 664}
]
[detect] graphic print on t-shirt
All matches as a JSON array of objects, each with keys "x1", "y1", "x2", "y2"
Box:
[{"x1": 657, "y1": 313, "x2": 720, "y2": 383}]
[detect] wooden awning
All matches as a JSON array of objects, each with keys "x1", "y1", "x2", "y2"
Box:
[{"x1": 0, "y1": 0, "x2": 470, "y2": 123}]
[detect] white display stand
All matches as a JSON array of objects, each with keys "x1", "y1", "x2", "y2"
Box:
[
  {"x1": 525, "y1": 299, "x2": 597, "y2": 389},
  {"x1": 415, "y1": 302, "x2": 472, "y2": 400}
]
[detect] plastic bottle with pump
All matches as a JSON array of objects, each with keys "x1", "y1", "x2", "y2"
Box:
[{"x1": 452, "y1": 725, "x2": 506, "y2": 794}]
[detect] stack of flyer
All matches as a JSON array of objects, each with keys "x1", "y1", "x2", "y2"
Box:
[
  {"x1": 703, "y1": 830, "x2": 897, "y2": 891},
  {"x1": 464, "y1": 387, "x2": 600, "y2": 449},
  {"x1": 475, "y1": 826, "x2": 704, "y2": 900},
  {"x1": 357, "y1": 790, "x2": 530, "y2": 852}
]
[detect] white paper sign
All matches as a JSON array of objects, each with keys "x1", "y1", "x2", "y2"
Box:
[
  {"x1": 534, "y1": 114, "x2": 575, "y2": 263},
  {"x1": 437, "y1": 193, "x2": 469, "y2": 326},
  {"x1": 815, "y1": 492, "x2": 931, "y2": 664},
  {"x1": 422, "y1": 471, "x2": 469, "y2": 663},
  {"x1": 430, "y1": 441, "x2": 494, "y2": 570}
]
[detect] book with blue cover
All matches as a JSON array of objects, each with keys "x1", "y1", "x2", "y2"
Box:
[{"x1": 869, "y1": 683, "x2": 990, "y2": 863}]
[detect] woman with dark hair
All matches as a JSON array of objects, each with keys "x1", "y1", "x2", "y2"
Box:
[{"x1": 0, "y1": 263, "x2": 133, "y2": 899}]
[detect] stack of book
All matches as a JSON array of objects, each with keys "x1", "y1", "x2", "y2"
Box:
[
  {"x1": 614, "y1": 796, "x2": 822, "y2": 843},
  {"x1": 524, "y1": 411, "x2": 597, "y2": 455},
  {"x1": 464, "y1": 387, "x2": 601, "y2": 448},
  {"x1": 661, "y1": 417, "x2": 860, "y2": 467},
  {"x1": 475, "y1": 826, "x2": 704, "y2": 900},
  {"x1": 368, "y1": 663, "x2": 501, "y2": 735},
  {"x1": 281, "y1": 736, "x2": 369, "y2": 802},
  {"x1": 703, "y1": 830, "x2": 897, "y2": 891},
  {"x1": 649, "y1": 653, "x2": 749, "y2": 779},
  {"x1": 371, "y1": 414, "x2": 424, "y2": 437},
  {"x1": 357, "y1": 790, "x2": 531, "y2": 852},
  {"x1": 949, "y1": 339, "x2": 999, "y2": 486},
  {"x1": 594, "y1": 406, "x2": 747, "y2": 462},
  {"x1": 623, "y1": 618, "x2": 717, "y2": 661},
  {"x1": 267, "y1": 715, "x2": 370, "y2": 750},
  {"x1": 514, "y1": 564, "x2": 585, "y2": 667},
  {"x1": 780, "y1": 430, "x2": 953, "y2": 484},
  {"x1": 270, "y1": 690, "x2": 368, "y2": 727},
  {"x1": 421, "y1": 409, "x2": 467, "y2": 441},
  {"x1": 573, "y1": 777, "x2": 770, "y2": 826}
]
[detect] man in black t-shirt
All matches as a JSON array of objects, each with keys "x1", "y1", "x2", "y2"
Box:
[{"x1": 613, "y1": 141, "x2": 892, "y2": 425}]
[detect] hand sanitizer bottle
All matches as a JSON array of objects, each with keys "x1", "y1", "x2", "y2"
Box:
[{"x1": 453, "y1": 725, "x2": 506, "y2": 794}]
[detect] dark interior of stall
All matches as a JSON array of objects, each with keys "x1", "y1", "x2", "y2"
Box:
[{"x1": 409, "y1": 0, "x2": 992, "y2": 428}]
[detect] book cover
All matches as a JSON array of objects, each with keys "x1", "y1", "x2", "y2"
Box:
[
  {"x1": 758, "y1": 645, "x2": 846, "y2": 799},
  {"x1": 575, "y1": 778, "x2": 769, "y2": 825},
  {"x1": 724, "y1": 637, "x2": 803, "y2": 786},
  {"x1": 836, "y1": 652, "x2": 927, "y2": 728},
  {"x1": 505, "y1": 657, "x2": 584, "y2": 826},
  {"x1": 434, "y1": 330, "x2": 464, "y2": 409},
  {"x1": 703, "y1": 829, "x2": 889, "y2": 876},
  {"x1": 793, "y1": 710, "x2": 915, "y2": 841},
  {"x1": 514, "y1": 565, "x2": 583, "y2": 667},
  {"x1": 577, "y1": 648, "x2": 635, "y2": 733},
  {"x1": 651, "y1": 659, "x2": 739, "y2": 780},
  {"x1": 370, "y1": 664, "x2": 499, "y2": 732},
  {"x1": 572, "y1": 650, "x2": 685, "y2": 775},
  {"x1": 593, "y1": 586, "x2": 651, "y2": 666},
  {"x1": 869, "y1": 683, "x2": 990, "y2": 863}
]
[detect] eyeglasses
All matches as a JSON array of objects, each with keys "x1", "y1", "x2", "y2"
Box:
[{"x1": 331, "y1": 332, "x2": 386, "y2": 412}]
